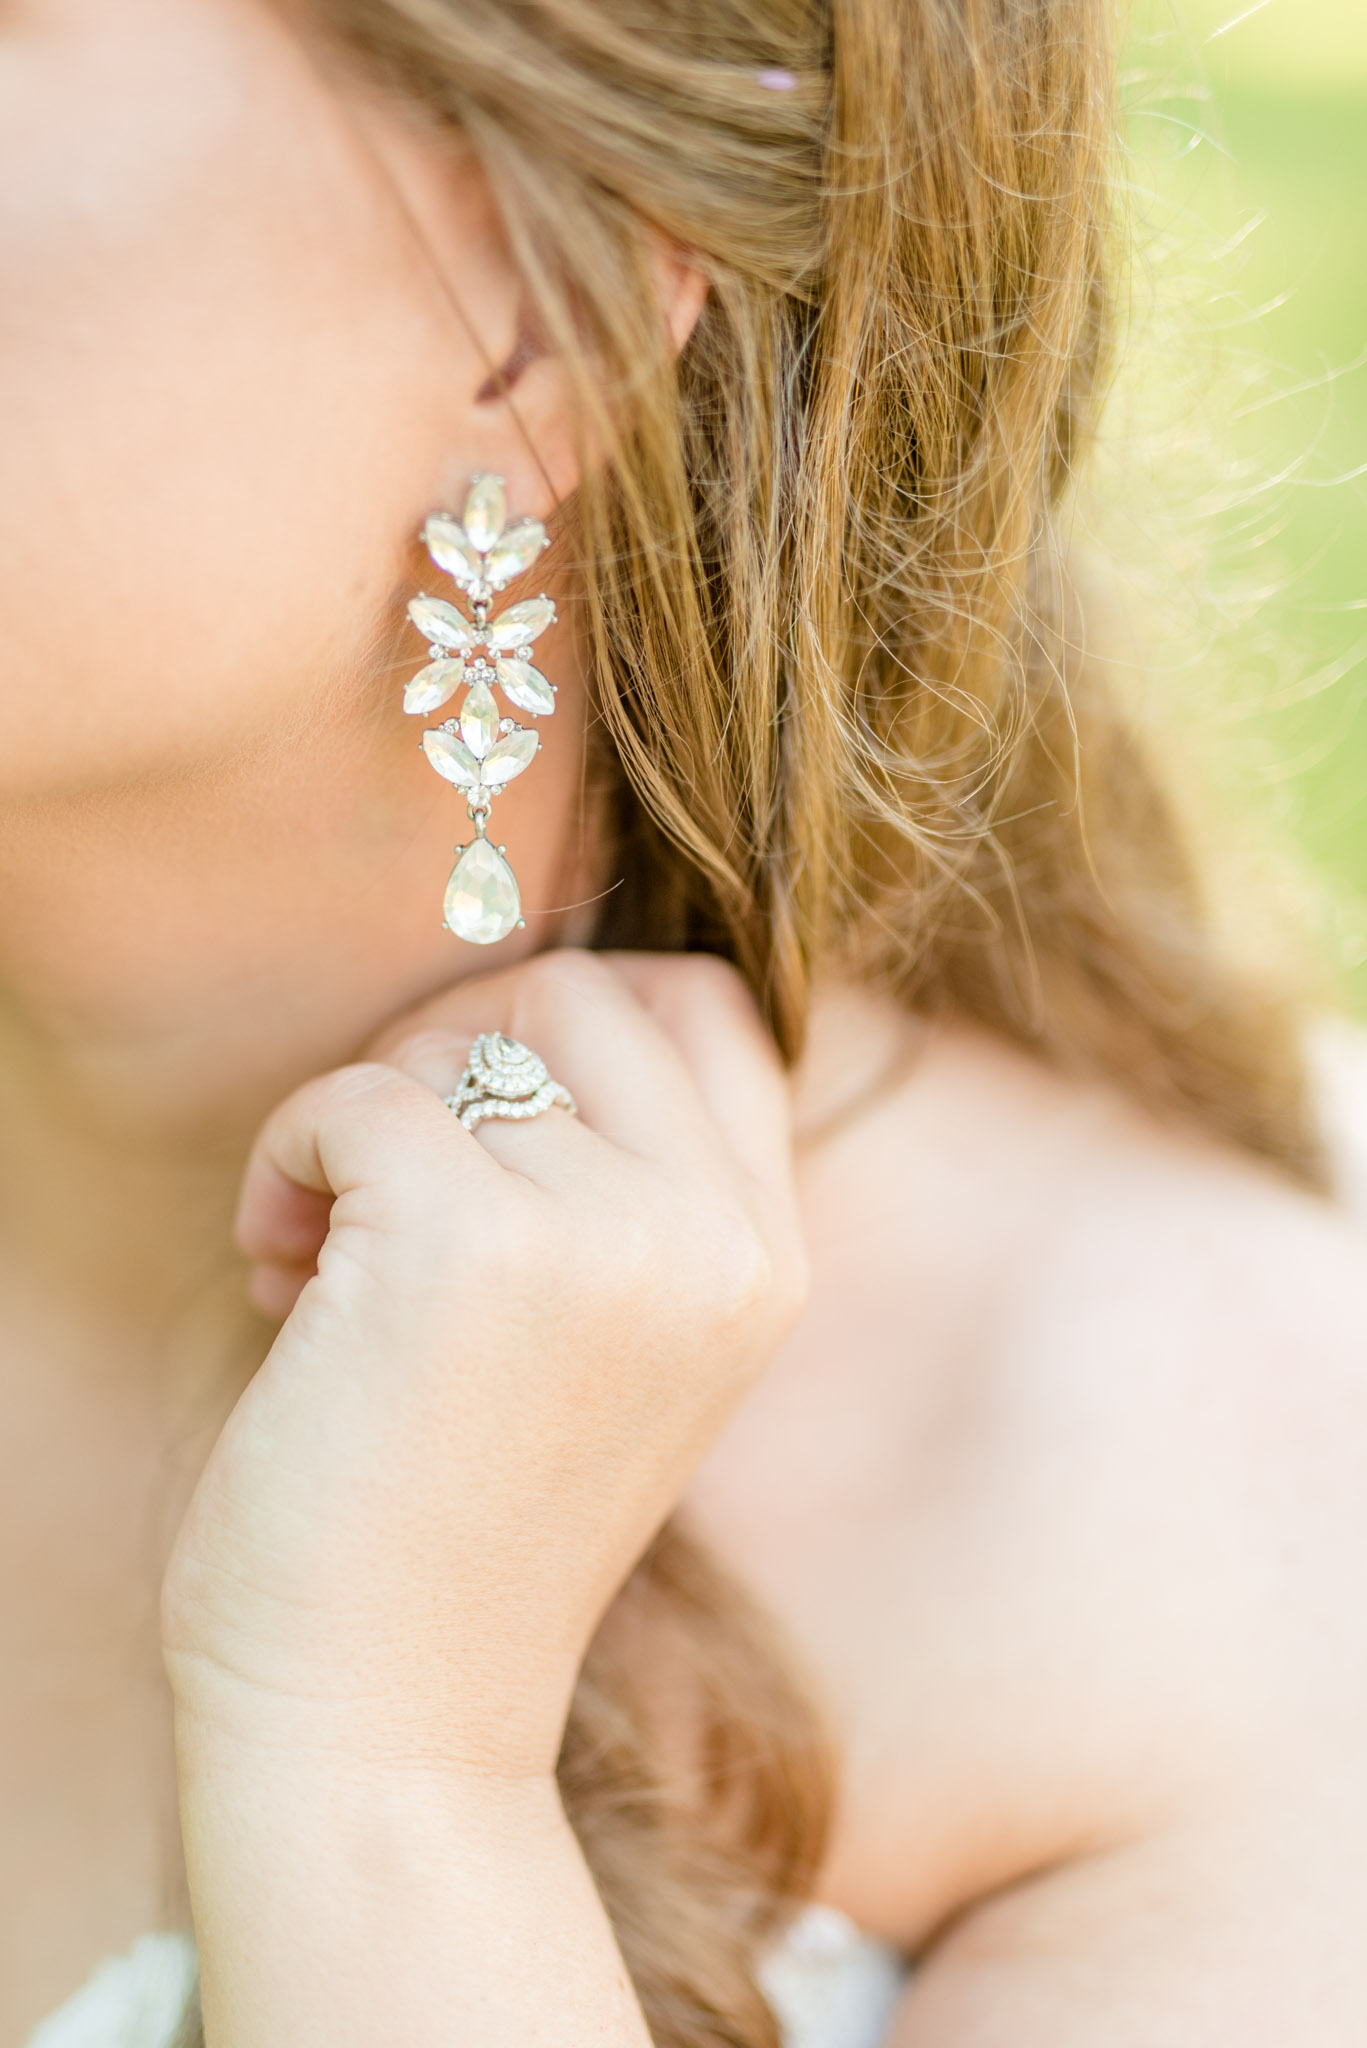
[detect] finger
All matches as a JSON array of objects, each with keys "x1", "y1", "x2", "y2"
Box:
[
  {"x1": 597, "y1": 953, "x2": 795, "y2": 1204},
  {"x1": 248, "y1": 1260, "x2": 315, "y2": 1321},
  {"x1": 234, "y1": 1157, "x2": 335, "y2": 1271},
  {"x1": 368, "y1": 951, "x2": 716, "y2": 1166},
  {"x1": 234, "y1": 1060, "x2": 495, "y2": 1267},
  {"x1": 370, "y1": 1024, "x2": 478, "y2": 1101},
  {"x1": 361, "y1": 1016, "x2": 609, "y2": 1194}
]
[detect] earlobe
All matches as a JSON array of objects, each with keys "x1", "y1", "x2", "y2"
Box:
[{"x1": 456, "y1": 348, "x2": 583, "y2": 524}]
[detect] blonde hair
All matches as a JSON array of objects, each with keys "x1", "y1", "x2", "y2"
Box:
[{"x1": 227, "y1": 0, "x2": 1326, "y2": 2039}]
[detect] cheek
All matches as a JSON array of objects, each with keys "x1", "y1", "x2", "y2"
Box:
[{"x1": 0, "y1": 0, "x2": 471, "y2": 800}]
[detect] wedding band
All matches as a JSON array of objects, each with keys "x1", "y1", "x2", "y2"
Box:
[{"x1": 444, "y1": 1030, "x2": 578, "y2": 1133}]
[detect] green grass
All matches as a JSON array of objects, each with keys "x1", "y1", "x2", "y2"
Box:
[{"x1": 1124, "y1": 2, "x2": 1367, "y2": 997}]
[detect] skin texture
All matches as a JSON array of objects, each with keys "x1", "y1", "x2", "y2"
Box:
[
  {"x1": 3, "y1": 2, "x2": 1367, "y2": 2042},
  {"x1": 169, "y1": 949, "x2": 806, "y2": 2048}
]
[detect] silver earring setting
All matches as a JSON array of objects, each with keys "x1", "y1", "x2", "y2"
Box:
[{"x1": 404, "y1": 475, "x2": 556, "y2": 944}]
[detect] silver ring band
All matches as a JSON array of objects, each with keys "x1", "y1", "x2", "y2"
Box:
[{"x1": 444, "y1": 1030, "x2": 577, "y2": 1133}]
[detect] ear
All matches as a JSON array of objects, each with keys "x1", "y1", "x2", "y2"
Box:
[
  {"x1": 650, "y1": 231, "x2": 713, "y2": 360},
  {"x1": 329, "y1": 62, "x2": 708, "y2": 527},
  {"x1": 456, "y1": 226, "x2": 711, "y2": 525}
]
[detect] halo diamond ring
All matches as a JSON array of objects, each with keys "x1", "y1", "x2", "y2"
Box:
[{"x1": 445, "y1": 1030, "x2": 578, "y2": 1132}]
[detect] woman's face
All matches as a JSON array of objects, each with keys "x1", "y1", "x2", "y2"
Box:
[
  {"x1": 1, "y1": 0, "x2": 502, "y2": 790},
  {"x1": 0, "y1": 0, "x2": 585, "y2": 1068}
]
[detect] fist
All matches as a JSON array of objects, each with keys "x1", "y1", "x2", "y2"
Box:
[{"x1": 161, "y1": 950, "x2": 807, "y2": 1779}]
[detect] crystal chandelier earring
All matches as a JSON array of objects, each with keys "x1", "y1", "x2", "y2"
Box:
[{"x1": 403, "y1": 474, "x2": 556, "y2": 944}]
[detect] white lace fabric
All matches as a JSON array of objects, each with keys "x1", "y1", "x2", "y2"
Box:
[
  {"x1": 24, "y1": 1934, "x2": 198, "y2": 2048},
  {"x1": 759, "y1": 1905, "x2": 906, "y2": 2048},
  {"x1": 25, "y1": 1907, "x2": 904, "y2": 2048}
]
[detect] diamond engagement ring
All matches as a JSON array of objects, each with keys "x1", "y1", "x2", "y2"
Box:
[{"x1": 445, "y1": 1031, "x2": 578, "y2": 1132}]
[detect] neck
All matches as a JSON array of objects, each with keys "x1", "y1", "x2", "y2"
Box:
[{"x1": 0, "y1": 664, "x2": 587, "y2": 1348}]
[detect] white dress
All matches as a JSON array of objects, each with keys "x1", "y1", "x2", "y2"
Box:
[{"x1": 24, "y1": 1907, "x2": 905, "y2": 2048}]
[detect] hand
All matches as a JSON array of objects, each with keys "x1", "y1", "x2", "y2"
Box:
[{"x1": 161, "y1": 949, "x2": 806, "y2": 1780}]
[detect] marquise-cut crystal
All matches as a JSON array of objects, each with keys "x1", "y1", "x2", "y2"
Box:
[
  {"x1": 403, "y1": 658, "x2": 465, "y2": 716},
  {"x1": 487, "y1": 597, "x2": 555, "y2": 650},
  {"x1": 484, "y1": 518, "x2": 548, "y2": 590},
  {"x1": 462, "y1": 474, "x2": 506, "y2": 554},
  {"x1": 459, "y1": 678, "x2": 499, "y2": 759},
  {"x1": 444, "y1": 838, "x2": 521, "y2": 944},
  {"x1": 422, "y1": 727, "x2": 481, "y2": 789},
  {"x1": 494, "y1": 657, "x2": 555, "y2": 718},
  {"x1": 423, "y1": 515, "x2": 485, "y2": 594},
  {"x1": 408, "y1": 595, "x2": 476, "y2": 651},
  {"x1": 479, "y1": 726, "x2": 538, "y2": 788}
]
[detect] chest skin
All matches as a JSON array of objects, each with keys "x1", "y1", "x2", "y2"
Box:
[
  {"x1": 686, "y1": 999, "x2": 1367, "y2": 1961},
  {"x1": 5, "y1": 992, "x2": 1367, "y2": 2043}
]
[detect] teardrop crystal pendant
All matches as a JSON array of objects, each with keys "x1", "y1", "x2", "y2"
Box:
[
  {"x1": 443, "y1": 836, "x2": 522, "y2": 945},
  {"x1": 402, "y1": 475, "x2": 554, "y2": 943}
]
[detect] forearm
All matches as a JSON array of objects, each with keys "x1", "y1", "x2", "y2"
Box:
[{"x1": 177, "y1": 1717, "x2": 650, "y2": 2048}]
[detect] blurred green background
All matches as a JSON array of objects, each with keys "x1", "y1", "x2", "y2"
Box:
[{"x1": 1124, "y1": 0, "x2": 1367, "y2": 1000}]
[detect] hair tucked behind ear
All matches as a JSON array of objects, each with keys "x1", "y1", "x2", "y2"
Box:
[{"x1": 224, "y1": 0, "x2": 1323, "y2": 2039}]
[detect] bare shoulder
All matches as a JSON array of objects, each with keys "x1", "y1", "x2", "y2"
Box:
[{"x1": 690, "y1": 990, "x2": 1367, "y2": 1959}]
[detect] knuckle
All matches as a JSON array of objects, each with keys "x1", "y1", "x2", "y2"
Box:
[
  {"x1": 315, "y1": 1060, "x2": 411, "y2": 1109},
  {"x1": 635, "y1": 949, "x2": 756, "y2": 1027},
  {"x1": 370, "y1": 1024, "x2": 469, "y2": 1072},
  {"x1": 593, "y1": 1197, "x2": 658, "y2": 1295},
  {"x1": 681, "y1": 951, "x2": 749, "y2": 1002},
  {"x1": 771, "y1": 1231, "x2": 812, "y2": 1330},
  {"x1": 510, "y1": 951, "x2": 636, "y2": 1066},
  {"x1": 702, "y1": 1204, "x2": 776, "y2": 1327},
  {"x1": 677, "y1": 952, "x2": 759, "y2": 1024},
  {"x1": 305, "y1": 1063, "x2": 468, "y2": 1199},
  {"x1": 505, "y1": 948, "x2": 604, "y2": 1039},
  {"x1": 518, "y1": 947, "x2": 619, "y2": 1022}
]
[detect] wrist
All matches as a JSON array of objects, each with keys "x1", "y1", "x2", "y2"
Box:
[
  {"x1": 176, "y1": 1720, "x2": 565, "y2": 1852},
  {"x1": 175, "y1": 1705, "x2": 571, "y2": 1945},
  {"x1": 166, "y1": 1632, "x2": 581, "y2": 1788},
  {"x1": 173, "y1": 1728, "x2": 649, "y2": 2048}
]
